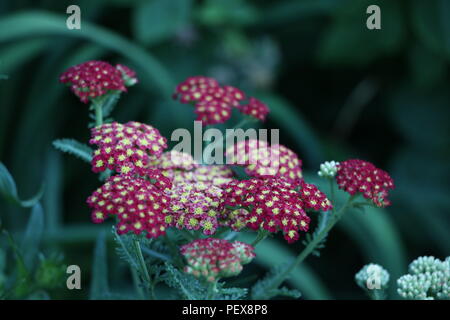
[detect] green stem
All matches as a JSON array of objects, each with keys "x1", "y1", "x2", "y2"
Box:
[
  {"x1": 264, "y1": 196, "x2": 356, "y2": 293},
  {"x1": 132, "y1": 238, "x2": 151, "y2": 299},
  {"x1": 250, "y1": 230, "x2": 269, "y2": 247},
  {"x1": 93, "y1": 99, "x2": 103, "y2": 126},
  {"x1": 206, "y1": 280, "x2": 218, "y2": 300},
  {"x1": 329, "y1": 178, "x2": 335, "y2": 213},
  {"x1": 163, "y1": 234, "x2": 184, "y2": 269}
]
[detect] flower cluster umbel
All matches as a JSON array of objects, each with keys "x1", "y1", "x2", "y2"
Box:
[
  {"x1": 173, "y1": 75, "x2": 269, "y2": 125},
  {"x1": 180, "y1": 238, "x2": 255, "y2": 282},
  {"x1": 58, "y1": 61, "x2": 397, "y2": 287},
  {"x1": 397, "y1": 256, "x2": 449, "y2": 300},
  {"x1": 59, "y1": 60, "x2": 137, "y2": 103}
]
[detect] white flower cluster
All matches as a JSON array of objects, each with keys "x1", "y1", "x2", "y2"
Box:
[
  {"x1": 355, "y1": 263, "x2": 390, "y2": 290},
  {"x1": 397, "y1": 256, "x2": 450, "y2": 300},
  {"x1": 317, "y1": 161, "x2": 339, "y2": 178}
]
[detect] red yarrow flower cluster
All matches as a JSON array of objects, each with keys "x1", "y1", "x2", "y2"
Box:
[
  {"x1": 223, "y1": 177, "x2": 331, "y2": 243},
  {"x1": 166, "y1": 182, "x2": 224, "y2": 235},
  {"x1": 59, "y1": 60, "x2": 136, "y2": 103},
  {"x1": 168, "y1": 165, "x2": 234, "y2": 187},
  {"x1": 173, "y1": 75, "x2": 269, "y2": 125},
  {"x1": 89, "y1": 121, "x2": 167, "y2": 176},
  {"x1": 180, "y1": 238, "x2": 255, "y2": 282},
  {"x1": 226, "y1": 139, "x2": 303, "y2": 184},
  {"x1": 86, "y1": 172, "x2": 171, "y2": 238},
  {"x1": 336, "y1": 159, "x2": 395, "y2": 207},
  {"x1": 238, "y1": 97, "x2": 269, "y2": 121}
]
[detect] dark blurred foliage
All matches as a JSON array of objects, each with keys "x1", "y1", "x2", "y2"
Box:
[{"x1": 0, "y1": 0, "x2": 449, "y2": 299}]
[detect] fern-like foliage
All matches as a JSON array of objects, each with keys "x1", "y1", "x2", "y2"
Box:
[
  {"x1": 302, "y1": 210, "x2": 329, "y2": 257},
  {"x1": 251, "y1": 262, "x2": 301, "y2": 300},
  {"x1": 113, "y1": 230, "x2": 139, "y2": 270},
  {"x1": 52, "y1": 139, "x2": 93, "y2": 163},
  {"x1": 162, "y1": 262, "x2": 208, "y2": 300},
  {"x1": 215, "y1": 283, "x2": 248, "y2": 300}
]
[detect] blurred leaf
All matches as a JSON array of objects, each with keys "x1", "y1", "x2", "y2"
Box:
[
  {"x1": 52, "y1": 139, "x2": 93, "y2": 163},
  {"x1": 0, "y1": 38, "x2": 48, "y2": 74},
  {"x1": 256, "y1": 93, "x2": 324, "y2": 166},
  {"x1": 0, "y1": 162, "x2": 44, "y2": 208},
  {"x1": 259, "y1": 0, "x2": 338, "y2": 26},
  {"x1": 43, "y1": 151, "x2": 63, "y2": 232},
  {"x1": 317, "y1": 0, "x2": 405, "y2": 66},
  {"x1": 90, "y1": 231, "x2": 110, "y2": 299},
  {"x1": 408, "y1": 45, "x2": 447, "y2": 88},
  {"x1": 411, "y1": 0, "x2": 450, "y2": 59},
  {"x1": 197, "y1": 0, "x2": 259, "y2": 27},
  {"x1": 21, "y1": 203, "x2": 44, "y2": 271},
  {"x1": 237, "y1": 232, "x2": 332, "y2": 299},
  {"x1": 133, "y1": 0, "x2": 192, "y2": 45},
  {"x1": 0, "y1": 11, "x2": 174, "y2": 95}
]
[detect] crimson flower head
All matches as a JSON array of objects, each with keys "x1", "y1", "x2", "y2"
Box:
[
  {"x1": 226, "y1": 139, "x2": 303, "y2": 184},
  {"x1": 59, "y1": 60, "x2": 137, "y2": 103},
  {"x1": 223, "y1": 177, "x2": 331, "y2": 243},
  {"x1": 336, "y1": 159, "x2": 395, "y2": 207},
  {"x1": 87, "y1": 173, "x2": 171, "y2": 238},
  {"x1": 165, "y1": 182, "x2": 225, "y2": 235},
  {"x1": 173, "y1": 75, "x2": 270, "y2": 125},
  {"x1": 238, "y1": 97, "x2": 269, "y2": 121},
  {"x1": 89, "y1": 121, "x2": 167, "y2": 176},
  {"x1": 180, "y1": 238, "x2": 255, "y2": 282}
]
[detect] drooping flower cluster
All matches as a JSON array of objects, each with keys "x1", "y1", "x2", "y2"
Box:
[
  {"x1": 86, "y1": 173, "x2": 171, "y2": 238},
  {"x1": 90, "y1": 121, "x2": 167, "y2": 176},
  {"x1": 355, "y1": 263, "x2": 390, "y2": 291},
  {"x1": 225, "y1": 139, "x2": 303, "y2": 183},
  {"x1": 59, "y1": 60, "x2": 136, "y2": 103},
  {"x1": 335, "y1": 159, "x2": 394, "y2": 207},
  {"x1": 397, "y1": 256, "x2": 450, "y2": 300},
  {"x1": 173, "y1": 76, "x2": 269, "y2": 125},
  {"x1": 180, "y1": 238, "x2": 255, "y2": 282},
  {"x1": 223, "y1": 177, "x2": 331, "y2": 243},
  {"x1": 165, "y1": 182, "x2": 225, "y2": 235},
  {"x1": 237, "y1": 97, "x2": 269, "y2": 121}
]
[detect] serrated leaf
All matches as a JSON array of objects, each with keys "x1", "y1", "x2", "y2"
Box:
[
  {"x1": 0, "y1": 162, "x2": 44, "y2": 208},
  {"x1": 52, "y1": 139, "x2": 93, "y2": 163},
  {"x1": 216, "y1": 285, "x2": 248, "y2": 300},
  {"x1": 90, "y1": 231, "x2": 109, "y2": 300},
  {"x1": 21, "y1": 203, "x2": 44, "y2": 271},
  {"x1": 251, "y1": 262, "x2": 291, "y2": 300},
  {"x1": 267, "y1": 286, "x2": 301, "y2": 299},
  {"x1": 162, "y1": 262, "x2": 207, "y2": 300}
]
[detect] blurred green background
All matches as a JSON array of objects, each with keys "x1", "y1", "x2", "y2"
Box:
[{"x1": 0, "y1": 0, "x2": 449, "y2": 299}]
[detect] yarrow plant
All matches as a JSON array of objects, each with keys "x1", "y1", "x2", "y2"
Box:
[{"x1": 53, "y1": 61, "x2": 397, "y2": 300}]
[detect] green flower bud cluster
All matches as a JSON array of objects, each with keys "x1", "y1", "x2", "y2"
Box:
[
  {"x1": 318, "y1": 161, "x2": 339, "y2": 178},
  {"x1": 355, "y1": 263, "x2": 390, "y2": 291},
  {"x1": 397, "y1": 256, "x2": 449, "y2": 300}
]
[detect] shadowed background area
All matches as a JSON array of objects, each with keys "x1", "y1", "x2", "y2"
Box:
[{"x1": 0, "y1": 0, "x2": 449, "y2": 299}]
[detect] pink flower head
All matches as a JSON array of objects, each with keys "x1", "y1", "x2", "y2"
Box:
[
  {"x1": 89, "y1": 121, "x2": 167, "y2": 176},
  {"x1": 173, "y1": 76, "x2": 246, "y2": 125},
  {"x1": 151, "y1": 150, "x2": 198, "y2": 171},
  {"x1": 169, "y1": 165, "x2": 234, "y2": 187},
  {"x1": 226, "y1": 139, "x2": 303, "y2": 184},
  {"x1": 86, "y1": 174, "x2": 170, "y2": 238},
  {"x1": 180, "y1": 238, "x2": 255, "y2": 282},
  {"x1": 238, "y1": 97, "x2": 269, "y2": 121},
  {"x1": 336, "y1": 159, "x2": 395, "y2": 207},
  {"x1": 165, "y1": 182, "x2": 224, "y2": 235},
  {"x1": 224, "y1": 177, "x2": 331, "y2": 243},
  {"x1": 59, "y1": 60, "x2": 132, "y2": 103}
]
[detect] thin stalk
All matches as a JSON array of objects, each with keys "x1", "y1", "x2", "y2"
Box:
[
  {"x1": 250, "y1": 230, "x2": 269, "y2": 247},
  {"x1": 206, "y1": 280, "x2": 218, "y2": 300},
  {"x1": 132, "y1": 238, "x2": 151, "y2": 299},
  {"x1": 263, "y1": 196, "x2": 356, "y2": 293}
]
